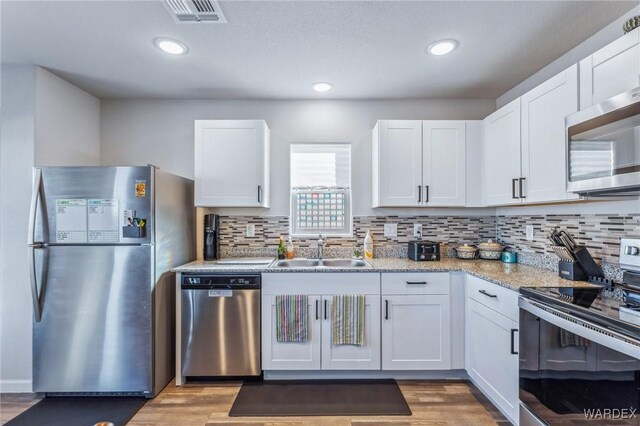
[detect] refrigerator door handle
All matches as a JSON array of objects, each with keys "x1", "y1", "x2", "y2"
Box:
[
  {"x1": 29, "y1": 246, "x2": 45, "y2": 322},
  {"x1": 28, "y1": 168, "x2": 46, "y2": 322},
  {"x1": 28, "y1": 168, "x2": 42, "y2": 247}
]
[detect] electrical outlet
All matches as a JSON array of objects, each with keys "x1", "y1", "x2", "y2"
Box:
[
  {"x1": 246, "y1": 224, "x2": 255, "y2": 238},
  {"x1": 413, "y1": 224, "x2": 423, "y2": 238},
  {"x1": 384, "y1": 223, "x2": 397, "y2": 237},
  {"x1": 526, "y1": 225, "x2": 534, "y2": 241}
]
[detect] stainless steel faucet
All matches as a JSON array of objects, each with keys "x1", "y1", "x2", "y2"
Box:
[{"x1": 317, "y1": 234, "x2": 324, "y2": 260}]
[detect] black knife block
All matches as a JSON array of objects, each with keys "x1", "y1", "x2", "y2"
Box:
[
  {"x1": 558, "y1": 260, "x2": 587, "y2": 281},
  {"x1": 571, "y1": 246, "x2": 604, "y2": 279}
]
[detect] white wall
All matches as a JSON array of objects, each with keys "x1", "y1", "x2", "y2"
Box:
[
  {"x1": 0, "y1": 66, "x2": 101, "y2": 392},
  {"x1": 100, "y1": 98, "x2": 496, "y2": 216},
  {"x1": 35, "y1": 68, "x2": 100, "y2": 166},
  {"x1": 497, "y1": 5, "x2": 640, "y2": 108},
  {"x1": 0, "y1": 65, "x2": 37, "y2": 392}
]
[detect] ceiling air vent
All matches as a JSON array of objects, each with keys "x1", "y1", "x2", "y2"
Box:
[{"x1": 164, "y1": 0, "x2": 227, "y2": 23}]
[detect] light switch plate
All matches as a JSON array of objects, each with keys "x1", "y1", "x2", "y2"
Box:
[
  {"x1": 526, "y1": 225, "x2": 534, "y2": 241},
  {"x1": 384, "y1": 223, "x2": 397, "y2": 237},
  {"x1": 246, "y1": 224, "x2": 255, "y2": 238},
  {"x1": 413, "y1": 224, "x2": 422, "y2": 238}
]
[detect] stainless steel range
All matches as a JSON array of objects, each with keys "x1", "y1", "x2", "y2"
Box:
[{"x1": 518, "y1": 273, "x2": 640, "y2": 425}]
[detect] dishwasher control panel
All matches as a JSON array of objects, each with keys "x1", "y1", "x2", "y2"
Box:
[{"x1": 181, "y1": 274, "x2": 261, "y2": 289}]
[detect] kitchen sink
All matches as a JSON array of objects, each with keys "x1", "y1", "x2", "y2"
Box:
[
  {"x1": 321, "y1": 259, "x2": 369, "y2": 268},
  {"x1": 274, "y1": 259, "x2": 322, "y2": 268},
  {"x1": 271, "y1": 258, "x2": 371, "y2": 269}
]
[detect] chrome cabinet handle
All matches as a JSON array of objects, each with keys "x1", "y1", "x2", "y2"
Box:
[
  {"x1": 406, "y1": 281, "x2": 428, "y2": 285},
  {"x1": 424, "y1": 185, "x2": 429, "y2": 203},
  {"x1": 257, "y1": 185, "x2": 262, "y2": 203},
  {"x1": 512, "y1": 178, "x2": 519, "y2": 199},
  {"x1": 385, "y1": 300, "x2": 389, "y2": 320},
  {"x1": 417, "y1": 186, "x2": 421, "y2": 203},
  {"x1": 479, "y1": 289, "x2": 497, "y2": 298},
  {"x1": 510, "y1": 328, "x2": 519, "y2": 355},
  {"x1": 519, "y1": 177, "x2": 526, "y2": 199}
]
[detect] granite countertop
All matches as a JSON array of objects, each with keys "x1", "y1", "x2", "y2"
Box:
[{"x1": 173, "y1": 257, "x2": 597, "y2": 292}]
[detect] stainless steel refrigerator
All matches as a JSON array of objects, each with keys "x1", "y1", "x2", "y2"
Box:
[{"x1": 28, "y1": 166, "x2": 194, "y2": 397}]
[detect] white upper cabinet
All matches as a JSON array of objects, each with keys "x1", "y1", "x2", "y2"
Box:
[
  {"x1": 482, "y1": 98, "x2": 522, "y2": 206},
  {"x1": 372, "y1": 120, "x2": 423, "y2": 207},
  {"x1": 194, "y1": 120, "x2": 270, "y2": 207},
  {"x1": 422, "y1": 121, "x2": 466, "y2": 206},
  {"x1": 521, "y1": 64, "x2": 579, "y2": 203},
  {"x1": 372, "y1": 120, "x2": 470, "y2": 207},
  {"x1": 580, "y1": 29, "x2": 640, "y2": 110}
]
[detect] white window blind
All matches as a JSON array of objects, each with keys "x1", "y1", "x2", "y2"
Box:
[{"x1": 290, "y1": 144, "x2": 352, "y2": 236}]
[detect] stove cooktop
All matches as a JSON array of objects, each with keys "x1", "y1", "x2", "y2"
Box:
[{"x1": 520, "y1": 283, "x2": 640, "y2": 342}]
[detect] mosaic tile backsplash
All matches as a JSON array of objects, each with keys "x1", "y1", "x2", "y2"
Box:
[
  {"x1": 217, "y1": 215, "x2": 496, "y2": 259},
  {"x1": 214, "y1": 213, "x2": 638, "y2": 281},
  {"x1": 496, "y1": 214, "x2": 640, "y2": 264}
]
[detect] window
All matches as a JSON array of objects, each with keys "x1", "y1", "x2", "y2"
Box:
[{"x1": 290, "y1": 143, "x2": 352, "y2": 237}]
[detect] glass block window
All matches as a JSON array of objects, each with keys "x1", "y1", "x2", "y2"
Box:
[{"x1": 290, "y1": 144, "x2": 352, "y2": 236}]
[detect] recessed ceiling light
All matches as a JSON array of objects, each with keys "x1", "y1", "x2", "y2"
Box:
[
  {"x1": 155, "y1": 38, "x2": 188, "y2": 55},
  {"x1": 427, "y1": 40, "x2": 458, "y2": 56},
  {"x1": 312, "y1": 82, "x2": 332, "y2": 92}
]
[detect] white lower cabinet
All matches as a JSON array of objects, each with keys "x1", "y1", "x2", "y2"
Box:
[
  {"x1": 321, "y1": 295, "x2": 381, "y2": 370},
  {"x1": 465, "y1": 280, "x2": 520, "y2": 425},
  {"x1": 381, "y1": 295, "x2": 451, "y2": 370},
  {"x1": 261, "y1": 273, "x2": 381, "y2": 371},
  {"x1": 261, "y1": 294, "x2": 322, "y2": 370},
  {"x1": 380, "y1": 272, "x2": 453, "y2": 370}
]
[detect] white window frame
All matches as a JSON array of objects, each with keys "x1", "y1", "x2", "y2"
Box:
[{"x1": 289, "y1": 143, "x2": 353, "y2": 237}]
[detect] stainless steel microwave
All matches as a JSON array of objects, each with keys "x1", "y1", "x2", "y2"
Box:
[{"x1": 566, "y1": 88, "x2": 640, "y2": 195}]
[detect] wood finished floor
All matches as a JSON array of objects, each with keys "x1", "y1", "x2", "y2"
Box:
[{"x1": 1, "y1": 380, "x2": 509, "y2": 426}]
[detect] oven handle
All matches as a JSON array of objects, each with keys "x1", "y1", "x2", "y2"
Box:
[{"x1": 518, "y1": 297, "x2": 640, "y2": 359}]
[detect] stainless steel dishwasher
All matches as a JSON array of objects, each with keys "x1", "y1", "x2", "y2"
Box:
[{"x1": 181, "y1": 274, "x2": 261, "y2": 378}]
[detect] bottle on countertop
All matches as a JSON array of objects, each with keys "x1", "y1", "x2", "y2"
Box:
[
  {"x1": 364, "y1": 230, "x2": 374, "y2": 260},
  {"x1": 277, "y1": 236, "x2": 286, "y2": 260},
  {"x1": 286, "y1": 236, "x2": 295, "y2": 259}
]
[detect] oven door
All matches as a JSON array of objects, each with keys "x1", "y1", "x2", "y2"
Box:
[
  {"x1": 519, "y1": 298, "x2": 640, "y2": 425},
  {"x1": 566, "y1": 88, "x2": 640, "y2": 195}
]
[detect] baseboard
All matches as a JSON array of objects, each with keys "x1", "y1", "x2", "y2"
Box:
[
  {"x1": 263, "y1": 370, "x2": 468, "y2": 381},
  {"x1": 0, "y1": 379, "x2": 33, "y2": 393}
]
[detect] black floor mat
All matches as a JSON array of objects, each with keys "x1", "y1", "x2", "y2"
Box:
[
  {"x1": 229, "y1": 379, "x2": 412, "y2": 417},
  {"x1": 5, "y1": 397, "x2": 147, "y2": 426}
]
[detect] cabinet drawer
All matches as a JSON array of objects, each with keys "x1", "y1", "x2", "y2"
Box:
[
  {"x1": 382, "y1": 272, "x2": 450, "y2": 295},
  {"x1": 466, "y1": 275, "x2": 518, "y2": 321}
]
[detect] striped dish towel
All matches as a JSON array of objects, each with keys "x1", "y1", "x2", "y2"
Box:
[
  {"x1": 332, "y1": 294, "x2": 365, "y2": 346},
  {"x1": 275, "y1": 295, "x2": 308, "y2": 343}
]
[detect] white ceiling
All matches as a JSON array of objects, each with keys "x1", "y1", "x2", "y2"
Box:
[{"x1": 1, "y1": 0, "x2": 635, "y2": 100}]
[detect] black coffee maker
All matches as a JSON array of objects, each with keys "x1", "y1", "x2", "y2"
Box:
[{"x1": 204, "y1": 214, "x2": 219, "y2": 260}]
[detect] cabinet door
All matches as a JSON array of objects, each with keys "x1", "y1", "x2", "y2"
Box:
[
  {"x1": 465, "y1": 298, "x2": 519, "y2": 424},
  {"x1": 321, "y1": 295, "x2": 381, "y2": 370},
  {"x1": 382, "y1": 295, "x2": 451, "y2": 370},
  {"x1": 422, "y1": 121, "x2": 466, "y2": 206},
  {"x1": 482, "y1": 99, "x2": 522, "y2": 206},
  {"x1": 373, "y1": 120, "x2": 423, "y2": 207},
  {"x1": 521, "y1": 65, "x2": 579, "y2": 203},
  {"x1": 580, "y1": 30, "x2": 640, "y2": 110},
  {"x1": 261, "y1": 295, "x2": 322, "y2": 370},
  {"x1": 194, "y1": 120, "x2": 268, "y2": 207}
]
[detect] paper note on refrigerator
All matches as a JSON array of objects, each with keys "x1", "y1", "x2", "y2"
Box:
[
  {"x1": 88, "y1": 199, "x2": 119, "y2": 243},
  {"x1": 55, "y1": 199, "x2": 88, "y2": 243}
]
